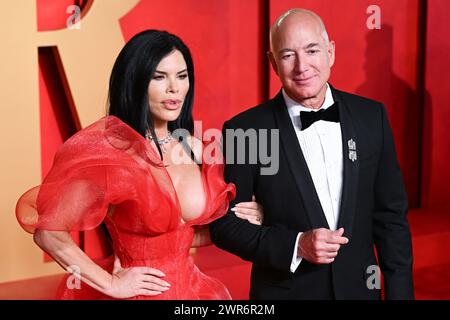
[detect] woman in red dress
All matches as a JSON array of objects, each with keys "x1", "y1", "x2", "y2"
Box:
[{"x1": 15, "y1": 30, "x2": 263, "y2": 300}]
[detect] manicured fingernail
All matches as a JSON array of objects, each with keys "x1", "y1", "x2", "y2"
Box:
[{"x1": 230, "y1": 207, "x2": 236, "y2": 211}]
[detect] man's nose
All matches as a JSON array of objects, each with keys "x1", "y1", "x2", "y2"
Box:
[{"x1": 294, "y1": 56, "x2": 308, "y2": 73}]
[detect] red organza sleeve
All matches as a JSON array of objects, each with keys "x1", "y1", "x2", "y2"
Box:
[
  {"x1": 16, "y1": 165, "x2": 110, "y2": 234},
  {"x1": 16, "y1": 116, "x2": 180, "y2": 235},
  {"x1": 16, "y1": 117, "x2": 130, "y2": 234}
]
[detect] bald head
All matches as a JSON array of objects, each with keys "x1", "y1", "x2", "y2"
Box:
[
  {"x1": 267, "y1": 8, "x2": 335, "y2": 109},
  {"x1": 270, "y1": 9, "x2": 329, "y2": 52}
]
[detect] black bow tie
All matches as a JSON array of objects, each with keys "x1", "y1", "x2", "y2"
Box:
[{"x1": 299, "y1": 102, "x2": 340, "y2": 131}]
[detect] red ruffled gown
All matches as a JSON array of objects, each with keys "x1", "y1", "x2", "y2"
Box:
[{"x1": 16, "y1": 116, "x2": 236, "y2": 300}]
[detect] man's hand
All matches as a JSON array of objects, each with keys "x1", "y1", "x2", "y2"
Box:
[{"x1": 298, "y1": 227, "x2": 349, "y2": 264}]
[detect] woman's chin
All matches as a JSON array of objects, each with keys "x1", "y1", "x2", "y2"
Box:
[{"x1": 153, "y1": 111, "x2": 182, "y2": 123}]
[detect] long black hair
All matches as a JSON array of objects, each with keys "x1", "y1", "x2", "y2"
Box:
[{"x1": 108, "y1": 29, "x2": 195, "y2": 159}]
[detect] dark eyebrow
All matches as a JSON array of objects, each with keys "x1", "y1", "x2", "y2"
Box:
[{"x1": 154, "y1": 69, "x2": 188, "y2": 75}]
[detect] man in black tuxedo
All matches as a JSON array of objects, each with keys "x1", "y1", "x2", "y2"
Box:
[{"x1": 209, "y1": 8, "x2": 414, "y2": 299}]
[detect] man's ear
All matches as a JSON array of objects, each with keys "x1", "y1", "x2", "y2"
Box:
[
  {"x1": 267, "y1": 51, "x2": 279, "y2": 75},
  {"x1": 328, "y1": 40, "x2": 336, "y2": 68}
]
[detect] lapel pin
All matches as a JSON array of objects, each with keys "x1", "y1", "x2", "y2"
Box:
[{"x1": 348, "y1": 139, "x2": 357, "y2": 162}]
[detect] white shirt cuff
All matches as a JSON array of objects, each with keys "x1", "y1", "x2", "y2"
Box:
[{"x1": 290, "y1": 232, "x2": 303, "y2": 273}]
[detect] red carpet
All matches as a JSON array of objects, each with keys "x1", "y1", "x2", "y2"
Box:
[
  {"x1": 2, "y1": 206, "x2": 450, "y2": 299},
  {"x1": 407, "y1": 206, "x2": 450, "y2": 299},
  {"x1": 414, "y1": 263, "x2": 450, "y2": 299}
]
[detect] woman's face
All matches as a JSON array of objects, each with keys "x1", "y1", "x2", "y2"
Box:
[{"x1": 148, "y1": 50, "x2": 189, "y2": 125}]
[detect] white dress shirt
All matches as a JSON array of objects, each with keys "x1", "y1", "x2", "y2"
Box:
[{"x1": 283, "y1": 84, "x2": 344, "y2": 273}]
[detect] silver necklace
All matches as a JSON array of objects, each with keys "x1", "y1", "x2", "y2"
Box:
[{"x1": 145, "y1": 131, "x2": 174, "y2": 153}]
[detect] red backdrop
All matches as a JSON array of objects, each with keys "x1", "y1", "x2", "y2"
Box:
[{"x1": 421, "y1": 0, "x2": 450, "y2": 207}]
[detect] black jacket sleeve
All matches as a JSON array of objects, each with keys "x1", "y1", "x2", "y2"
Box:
[
  {"x1": 372, "y1": 104, "x2": 414, "y2": 299},
  {"x1": 209, "y1": 120, "x2": 299, "y2": 273}
]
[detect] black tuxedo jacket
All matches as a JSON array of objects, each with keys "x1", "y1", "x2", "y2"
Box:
[{"x1": 209, "y1": 86, "x2": 414, "y2": 300}]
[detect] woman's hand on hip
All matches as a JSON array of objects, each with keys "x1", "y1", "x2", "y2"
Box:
[{"x1": 105, "y1": 254, "x2": 171, "y2": 298}]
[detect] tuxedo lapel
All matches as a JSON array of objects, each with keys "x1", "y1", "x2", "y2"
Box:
[
  {"x1": 271, "y1": 91, "x2": 329, "y2": 229},
  {"x1": 331, "y1": 87, "x2": 359, "y2": 240}
]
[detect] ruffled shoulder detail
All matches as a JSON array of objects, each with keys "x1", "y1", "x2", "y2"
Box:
[
  {"x1": 16, "y1": 116, "x2": 179, "y2": 234},
  {"x1": 186, "y1": 140, "x2": 236, "y2": 226}
]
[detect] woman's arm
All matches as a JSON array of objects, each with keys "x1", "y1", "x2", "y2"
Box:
[
  {"x1": 33, "y1": 229, "x2": 170, "y2": 298},
  {"x1": 191, "y1": 196, "x2": 264, "y2": 248}
]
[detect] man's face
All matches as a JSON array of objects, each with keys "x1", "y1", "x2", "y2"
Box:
[{"x1": 269, "y1": 16, "x2": 335, "y2": 104}]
